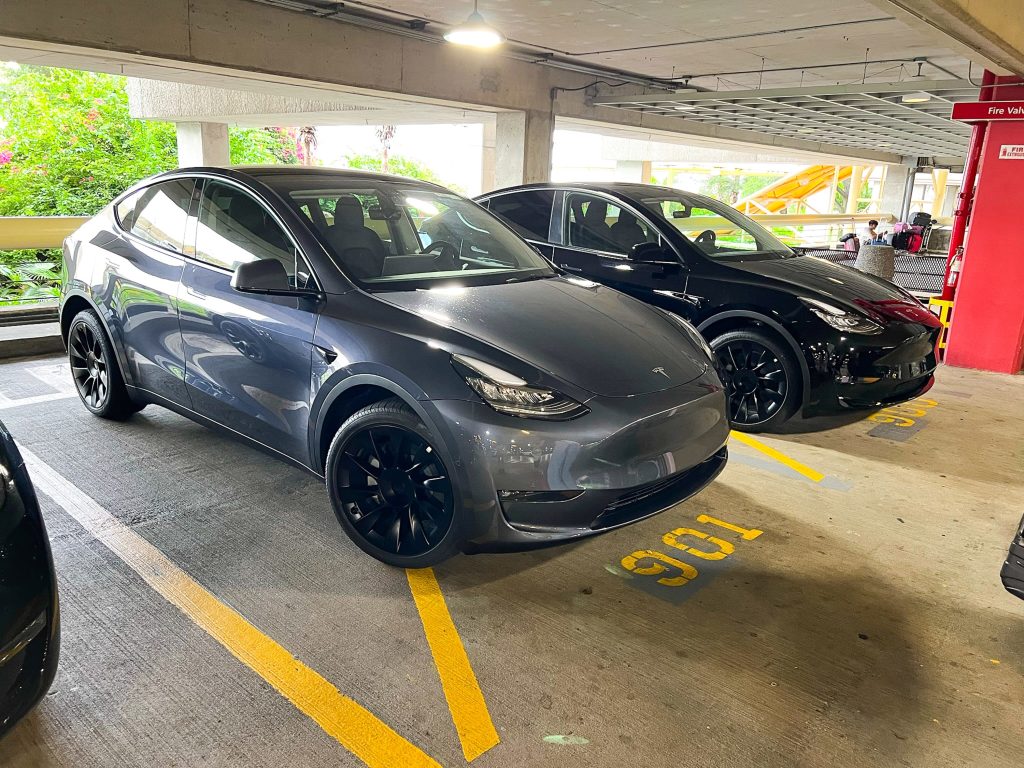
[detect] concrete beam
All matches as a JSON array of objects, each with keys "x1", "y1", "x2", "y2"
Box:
[
  {"x1": 867, "y1": 0, "x2": 1024, "y2": 76},
  {"x1": 0, "y1": 0, "x2": 911, "y2": 164}
]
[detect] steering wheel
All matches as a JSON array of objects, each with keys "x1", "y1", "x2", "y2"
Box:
[
  {"x1": 695, "y1": 229, "x2": 717, "y2": 250},
  {"x1": 424, "y1": 240, "x2": 459, "y2": 271}
]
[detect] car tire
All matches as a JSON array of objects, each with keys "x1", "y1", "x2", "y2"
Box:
[
  {"x1": 710, "y1": 328, "x2": 799, "y2": 432},
  {"x1": 325, "y1": 397, "x2": 460, "y2": 568},
  {"x1": 67, "y1": 310, "x2": 145, "y2": 421}
]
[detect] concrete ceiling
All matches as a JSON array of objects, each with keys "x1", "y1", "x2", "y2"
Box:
[{"x1": 309, "y1": 0, "x2": 973, "y2": 89}]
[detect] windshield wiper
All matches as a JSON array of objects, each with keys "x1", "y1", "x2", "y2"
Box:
[{"x1": 504, "y1": 274, "x2": 551, "y2": 284}]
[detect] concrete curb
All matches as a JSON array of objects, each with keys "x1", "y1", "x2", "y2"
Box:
[{"x1": 0, "y1": 322, "x2": 65, "y2": 360}]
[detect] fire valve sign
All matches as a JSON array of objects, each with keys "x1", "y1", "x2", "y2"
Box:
[{"x1": 951, "y1": 101, "x2": 1024, "y2": 121}]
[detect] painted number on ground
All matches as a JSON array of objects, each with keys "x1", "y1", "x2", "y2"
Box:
[
  {"x1": 866, "y1": 398, "x2": 938, "y2": 441},
  {"x1": 611, "y1": 514, "x2": 763, "y2": 603}
]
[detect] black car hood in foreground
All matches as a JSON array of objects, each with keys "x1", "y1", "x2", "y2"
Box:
[
  {"x1": 377, "y1": 277, "x2": 709, "y2": 397},
  {"x1": 719, "y1": 254, "x2": 942, "y2": 326}
]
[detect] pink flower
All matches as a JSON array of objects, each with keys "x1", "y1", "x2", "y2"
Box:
[
  {"x1": 0, "y1": 150, "x2": 12, "y2": 165},
  {"x1": 85, "y1": 108, "x2": 100, "y2": 122},
  {"x1": 93, "y1": 98, "x2": 105, "y2": 105}
]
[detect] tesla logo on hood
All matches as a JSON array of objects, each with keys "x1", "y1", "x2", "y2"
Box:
[{"x1": 651, "y1": 366, "x2": 670, "y2": 379}]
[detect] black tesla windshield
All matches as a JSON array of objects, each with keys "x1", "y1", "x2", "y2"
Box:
[
  {"x1": 640, "y1": 194, "x2": 794, "y2": 261},
  {"x1": 272, "y1": 177, "x2": 555, "y2": 289}
]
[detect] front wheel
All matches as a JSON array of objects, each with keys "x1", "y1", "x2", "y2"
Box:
[
  {"x1": 711, "y1": 329, "x2": 799, "y2": 431},
  {"x1": 325, "y1": 398, "x2": 460, "y2": 567}
]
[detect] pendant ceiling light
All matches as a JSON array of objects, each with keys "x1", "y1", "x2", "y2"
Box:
[{"x1": 444, "y1": 1, "x2": 505, "y2": 49}]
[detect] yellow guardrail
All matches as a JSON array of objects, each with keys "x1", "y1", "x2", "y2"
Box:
[{"x1": 0, "y1": 216, "x2": 90, "y2": 250}]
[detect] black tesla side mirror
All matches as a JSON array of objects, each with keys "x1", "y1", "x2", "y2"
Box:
[
  {"x1": 231, "y1": 259, "x2": 316, "y2": 297},
  {"x1": 629, "y1": 242, "x2": 678, "y2": 265}
]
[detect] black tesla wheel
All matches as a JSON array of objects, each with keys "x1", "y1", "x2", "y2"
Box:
[
  {"x1": 326, "y1": 398, "x2": 459, "y2": 567},
  {"x1": 68, "y1": 310, "x2": 143, "y2": 420},
  {"x1": 711, "y1": 329, "x2": 798, "y2": 431}
]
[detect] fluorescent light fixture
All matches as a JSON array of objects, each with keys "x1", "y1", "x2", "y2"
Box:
[
  {"x1": 901, "y1": 91, "x2": 932, "y2": 104},
  {"x1": 673, "y1": 104, "x2": 696, "y2": 111},
  {"x1": 444, "y1": 2, "x2": 504, "y2": 49}
]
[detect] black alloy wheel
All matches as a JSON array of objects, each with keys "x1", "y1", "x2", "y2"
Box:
[
  {"x1": 712, "y1": 329, "x2": 797, "y2": 430},
  {"x1": 327, "y1": 399, "x2": 457, "y2": 566},
  {"x1": 67, "y1": 310, "x2": 143, "y2": 420},
  {"x1": 69, "y1": 321, "x2": 108, "y2": 410}
]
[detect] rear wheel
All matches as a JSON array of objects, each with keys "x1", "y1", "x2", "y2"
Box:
[
  {"x1": 67, "y1": 310, "x2": 144, "y2": 420},
  {"x1": 711, "y1": 329, "x2": 798, "y2": 431},
  {"x1": 325, "y1": 398, "x2": 459, "y2": 567}
]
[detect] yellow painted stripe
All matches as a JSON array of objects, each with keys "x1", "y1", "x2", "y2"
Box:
[
  {"x1": 407, "y1": 568, "x2": 500, "y2": 762},
  {"x1": 21, "y1": 449, "x2": 439, "y2": 768},
  {"x1": 729, "y1": 430, "x2": 826, "y2": 483}
]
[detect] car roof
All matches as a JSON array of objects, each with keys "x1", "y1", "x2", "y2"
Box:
[
  {"x1": 480, "y1": 181, "x2": 694, "y2": 200},
  {"x1": 164, "y1": 164, "x2": 451, "y2": 192}
]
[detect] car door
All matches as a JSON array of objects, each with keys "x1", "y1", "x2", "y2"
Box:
[
  {"x1": 177, "y1": 178, "x2": 320, "y2": 463},
  {"x1": 551, "y1": 191, "x2": 690, "y2": 312},
  {"x1": 108, "y1": 178, "x2": 196, "y2": 406},
  {"x1": 482, "y1": 189, "x2": 557, "y2": 259}
]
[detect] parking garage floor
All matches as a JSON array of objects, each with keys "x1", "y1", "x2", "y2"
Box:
[{"x1": 0, "y1": 354, "x2": 1021, "y2": 768}]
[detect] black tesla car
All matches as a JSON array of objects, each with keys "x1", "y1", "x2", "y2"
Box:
[
  {"x1": 60, "y1": 167, "x2": 729, "y2": 566},
  {"x1": 0, "y1": 419, "x2": 59, "y2": 739},
  {"x1": 477, "y1": 183, "x2": 943, "y2": 430},
  {"x1": 1002, "y1": 514, "x2": 1024, "y2": 599}
]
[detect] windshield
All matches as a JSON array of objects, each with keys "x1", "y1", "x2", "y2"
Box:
[
  {"x1": 640, "y1": 193, "x2": 793, "y2": 260},
  {"x1": 277, "y1": 178, "x2": 555, "y2": 289}
]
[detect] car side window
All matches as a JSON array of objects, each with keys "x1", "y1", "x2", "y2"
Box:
[
  {"x1": 566, "y1": 193, "x2": 657, "y2": 255},
  {"x1": 486, "y1": 190, "x2": 554, "y2": 241},
  {"x1": 119, "y1": 179, "x2": 195, "y2": 253},
  {"x1": 195, "y1": 181, "x2": 299, "y2": 279}
]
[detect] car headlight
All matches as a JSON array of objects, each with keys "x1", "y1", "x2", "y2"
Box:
[
  {"x1": 452, "y1": 354, "x2": 588, "y2": 420},
  {"x1": 799, "y1": 297, "x2": 883, "y2": 335},
  {"x1": 662, "y1": 311, "x2": 714, "y2": 360}
]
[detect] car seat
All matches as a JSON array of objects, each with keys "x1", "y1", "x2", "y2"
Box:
[{"x1": 326, "y1": 195, "x2": 387, "y2": 278}]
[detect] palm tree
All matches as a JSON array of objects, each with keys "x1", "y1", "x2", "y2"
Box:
[
  {"x1": 376, "y1": 124, "x2": 396, "y2": 173},
  {"x1": 298, "y1": 126, "x2": 318, "y2": 166}
]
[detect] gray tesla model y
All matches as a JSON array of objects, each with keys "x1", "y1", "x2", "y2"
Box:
[{"x1": 60, "y1": 167, "x2": 729, "y2": 566}]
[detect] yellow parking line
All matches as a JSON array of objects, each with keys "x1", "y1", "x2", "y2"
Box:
[
  {"x1": 729, "y1": 430, "x2": 826, "y2": 483},
  {"x1": 407, "y1": 568, "x2": 500, "y2": 762},
  {"x1": 21, "y1": 449, "x2": 440, "y2": 768}
]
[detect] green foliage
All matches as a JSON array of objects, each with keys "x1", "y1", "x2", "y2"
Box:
[
  {"x1": 0, "y1": 66, "x2": 300, "y2": 303},
  {"x1": 230, "y1": 126, "x2": 302, "y2": 165},
  {"x1": 699, "y1": 173, "x2": 785, "y2": 205},
  {"x1": 345, "y1": 153, "x2": 452, "y2": 188}
]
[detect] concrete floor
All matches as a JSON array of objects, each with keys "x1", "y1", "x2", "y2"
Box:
[{"x1": 0, "y1": 354, "x2": 1021, "y2": 767}]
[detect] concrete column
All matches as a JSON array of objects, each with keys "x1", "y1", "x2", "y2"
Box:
[
  {"x1": 845, "y1": 166, "x2": 865, "y2": 214},
  {"x1": 494, "y1": 110, "x2": 554, "y2": 188},
  {"x1": 175, "y1": 121, "x2": 230, "y2": 167},
  {"x1": 641, "y1": 160, "x2": 653, "y2": 184},
  {"x1": 480, "y1": 121, "x2": 497, "y2": 193},
  {"x1": 878, "y1": 163, "x2": 913, "y2": 220}
]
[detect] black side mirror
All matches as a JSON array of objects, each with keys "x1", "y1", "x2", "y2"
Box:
[
  {"x1": 231, "y1": 260, "x2": 297, "y2": 295},
  {"x1": 629, "y1": 242, "x2": 678, "y2": 265}
]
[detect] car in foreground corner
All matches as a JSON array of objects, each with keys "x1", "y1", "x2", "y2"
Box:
[
  {"x1": 60, "y1": 166, "x2": 729, "y2": 566},
  {"x1": 0, "y1": 419, "x2": 59, "y2": 740},
  {"x1": 477, "y1": 183, "x2": 943, "y2": 431},
  {"x1": 1001, "y1": 513, "x2": 1024, "y2": 599}
]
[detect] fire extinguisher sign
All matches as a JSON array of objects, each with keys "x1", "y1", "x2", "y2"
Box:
[{"x1": 998, "y1": 144, "x2": 1024, "y2": 160}]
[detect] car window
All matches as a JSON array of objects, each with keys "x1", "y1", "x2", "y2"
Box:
[
  {"x1": 195, "y1": 181, "x2": 298, "y2": 278},
  {"x1": 642, "y1": 195, "x2": 792, "y2": 260},
  {"x1": 486, "y1": 190, "x2": 554, "y2": 241},
  {"x1": 120, "y1": 179, "x2": 194, "y2": 253},
  {"x1": 276, "y1": 180, "x2": 554, "y2": 289},
  {"x1": 566, "y1": 193, "x2": 657, "y2": 255}
]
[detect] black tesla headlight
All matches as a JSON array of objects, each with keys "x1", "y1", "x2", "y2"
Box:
[
  {"x1": 799, "y1": 297, "x2": 883, "y2": 335},
  {"x1": 452, "y1": 354, "x2": 588, "y2": 420}
]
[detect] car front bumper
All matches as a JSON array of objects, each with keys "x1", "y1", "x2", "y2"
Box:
[
  {"x1": 427, "y1": 373, "x2": 731, "y2": 552},
  {"x1": 801, "y1": 321, "x2": 941, "y2": 416},
  {"x1": 1, "y1": 443, "x2": 60, "y2": 740},
  {"x1": 1001, "y1": 513, "x2": 1024, "y2": 600}
]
